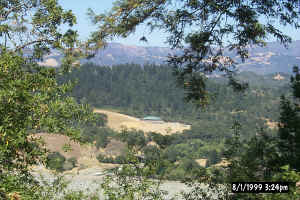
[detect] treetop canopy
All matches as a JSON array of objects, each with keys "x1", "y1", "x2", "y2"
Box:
[{"x1": 87, "y1": 0, "x2": 300, "y2": 106}]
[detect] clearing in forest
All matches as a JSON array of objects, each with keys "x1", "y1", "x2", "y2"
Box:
[{"x1": 94, "y1": 109, "x2": 191, "y2": 135}]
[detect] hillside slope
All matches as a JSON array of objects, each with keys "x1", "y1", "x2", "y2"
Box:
[
  {"x1": 94, "y1": 109, "x2": 190, "y2": 135},
  {"x1": 31, "y1": 109, "x2": 190, "y2": 171}
]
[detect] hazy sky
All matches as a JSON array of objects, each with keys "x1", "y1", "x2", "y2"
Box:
[
  {"x1": 59, "y1": 0, "x2": 300, "y2": 47},
  {"x1": 59, "y1": 0, "x2": 169, "y2": 47}
]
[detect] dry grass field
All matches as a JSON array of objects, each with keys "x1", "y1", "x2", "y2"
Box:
[
  {"x1": 33, "y1": 133, "x2": 100, "y2": 168},
  {"x1": 195, "y1": 159, "x2": 208, "y2": 167},
  {"x1": 94, "y1": 109, "x2": 191, "y2": 135},
  {"x1": 31, "y1": 109, "x2": 190, "y2": 172},
  {"x1": 32, "y1": 133, "x2": 125, "y2": 170}
]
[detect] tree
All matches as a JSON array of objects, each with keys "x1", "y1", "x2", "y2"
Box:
[
  {"x1": 207, "y1": 149, "x2": 221, "y2": 166},
  {"x1": 0, "y1": 0, "x2": 96, "y2": 72},
  {"x1": 278, "y1": 66, "x2": 300, "y2": 171},
  {"x1": 223, "y1": 124, "x2": 300, "y2": 199},
  {"x1": 88, "y1": 0, "x2": 300, "y2": 106},
  {"x1": 0, "y1": 1, "x2": 100, "y2": 198},
  {"x1": 0, "y1": 49, "x2": 99, "y2": 200},
  {"x1": 221, "y1": 69, "x2": 300, "y2": 199},
  {"x1": 46, "y1": 152, "x2": 66, "y2": 172}
]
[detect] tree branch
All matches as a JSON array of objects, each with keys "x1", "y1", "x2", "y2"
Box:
[{"x1": 14, "y1": 39, "x2": 55, "y2": 52}]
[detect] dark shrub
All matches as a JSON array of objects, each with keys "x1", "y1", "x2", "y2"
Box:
[{"x1": 46, "y1": 152, "x2": 66, "y2": 172}]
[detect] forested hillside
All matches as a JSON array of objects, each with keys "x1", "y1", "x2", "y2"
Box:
[
  {"x1": 56, "y1": 63, "x2": 295, "y2": 180},
  {"x1": 59, "y1": 63, "x2": 290, "y2": 140}
]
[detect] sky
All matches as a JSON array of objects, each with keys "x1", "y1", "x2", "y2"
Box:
[
  {"x1": 59, "y1": 0, "x2": 169, "y2": 47},
  {"x1": 59, "y1": 0, "x2": 300, "y2": 47}
]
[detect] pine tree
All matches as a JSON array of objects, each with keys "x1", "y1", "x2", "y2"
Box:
[{"x1": 278, "y1": 66, "x2": 300, "y2": 171}]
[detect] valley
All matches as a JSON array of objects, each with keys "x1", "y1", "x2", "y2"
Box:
[
  {"x1": 28, "y1": 63, "x2": 291, "y2": 198},
  {"x1": 2, "y1": 1, "x2": 300, "y2": 199},
  {"x1": 33, "y1": 63, "x2": 292, "y2": 184}
]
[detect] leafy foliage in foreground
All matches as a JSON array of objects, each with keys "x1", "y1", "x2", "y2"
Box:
[
  {"x1": 0, "y1": 1, "x2": 101, "y2": 198},
  {"x1": 0, "y1": 51, "x2": 98, "y2": 198}
]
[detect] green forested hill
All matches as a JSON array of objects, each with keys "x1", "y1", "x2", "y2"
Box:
[
  {"x1": 57, "y1": 63, "x2": 295, "y2": 178},
  {"x1": 59, "y1": 63, "x2": 290, "y2": 141}
]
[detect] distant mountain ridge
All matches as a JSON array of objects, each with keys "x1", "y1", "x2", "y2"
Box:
[
  {"x1": 38, "y1": 41, "x2": 300, "y2": 75},
  {"x1": 81, "y1": 43, "x2": 180, "y2": 66}
]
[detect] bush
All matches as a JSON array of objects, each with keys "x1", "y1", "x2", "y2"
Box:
[
  {"x1": 179, "y1": 158, "x2": 200, "y2": 171},
  {"x1": 207, "y1": 150, "x2": 222, "y2": 166},
  {"x1": 118, "y1": 129, "x2": 147, "y2": 148},
  {"x1": 81, "y1": 126, "x2": 114, "y2": 148},
  {"x1": 163, "y1": 146, "x2": 185, "y2": 162},
  {"x1": 150, "y1": 133, "x2": 173, "y2": 148},
  {"x1": 94, "y1": 128, "x2": 114, "y2": 149},
  {"x1": 96, "y1": 154, "x2": 128, "y2": 164},
  {"x1": 68, "y1": 157, "x2": 78, "y2": 167},
  {"x1": 96, "y1": 154, "x2": 115, "y2": 163},
  {"x1": 46, "y1": 152, "x2": 66, "y2": 172},
  {"x1": 167, "y1": 168, "x2": 186, "y2": 180},
  {"x1": 143, "y1": 145, "x2": 161, "y2": 162},
  {"x1": 114, "y1": 155, "x2": 127, "y2": 164}
]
